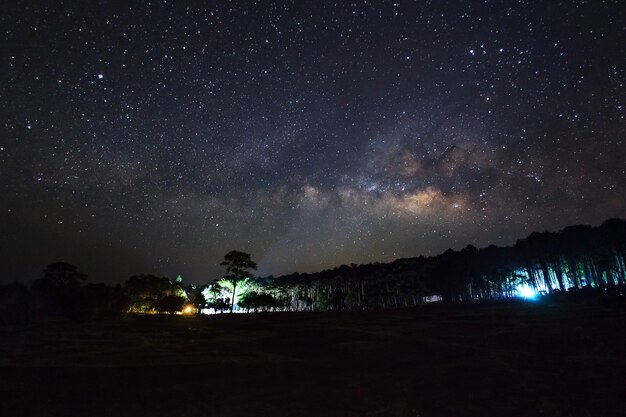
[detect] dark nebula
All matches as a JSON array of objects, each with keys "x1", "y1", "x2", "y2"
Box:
[{"x1": 1, "y1": 1, "x2": 624, "y2": 284}]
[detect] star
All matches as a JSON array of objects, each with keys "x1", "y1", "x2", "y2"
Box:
[{"x1": 0, "y1": 0, "x2": 622, "y2": 284}]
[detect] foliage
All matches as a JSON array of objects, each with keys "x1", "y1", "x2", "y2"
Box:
[
  {"x1": 190, "y1": 292, "x2": 206, "y2": 311},
  {"x1": 0, "y1": 283, "x2": 29, "y2": 326},
  {"x1": 1, "y1": 219, "x2": 624, "y2": 320},
  {"x1": 220, "y1": 250, "x2": 257, "y2": 312},
  {"x1": 260, "y1": 219, "x2": 626, "y2": 309},
  {"x1": 29, "y1": 262, "x2": 88, "y2": 319},
  {"x1": 125, "y1": 275, "x2": 187, "y2": 313},
  {"x1": 157, "y1": 294, "x2": 186, "y2": 314},
  {"x1": 77, "y1": 283, "x2": 127, "y2": 319}
]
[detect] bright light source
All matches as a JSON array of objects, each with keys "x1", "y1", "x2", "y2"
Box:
[
  {"x1": 516, "y1": 284, "x2": 536, "y2": 299},
  {"x1": 183, "y1": 305, "x2": 193, "y2": 314}
]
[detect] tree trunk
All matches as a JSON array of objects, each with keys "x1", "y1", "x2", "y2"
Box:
[
  {"x1": 230, "y1": 279, "x2": 237, "y2": 313},
  {"x1": 540, "y1": 263, "x2": 553, "y2": 294},
  {"x1": 553, "y1": 260, "x2": 566, "y2": 291}
]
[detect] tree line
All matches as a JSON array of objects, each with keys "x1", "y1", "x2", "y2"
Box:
[
  {"x1": 273, "y1": 218, "x2": 626, "y2": 308},
  {"x1": 1, "y1": 218, "x2": 624, "y2": 325}
]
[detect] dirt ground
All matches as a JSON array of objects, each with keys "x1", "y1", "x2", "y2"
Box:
[{"x1": 1, "y1": 299, "x2": 625, "y2": 417}]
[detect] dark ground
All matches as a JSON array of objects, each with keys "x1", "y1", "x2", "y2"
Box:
[{"x1": 1, "y1": 299, "x2": 625, "y2": 417}]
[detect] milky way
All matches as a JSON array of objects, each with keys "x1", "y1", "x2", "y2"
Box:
[{"x1": 1, "y1": 1, "x2": 624, "y2": 284}]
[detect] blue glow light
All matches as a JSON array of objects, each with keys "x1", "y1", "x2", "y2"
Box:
[{"x1": 516, "y1": 284, "x2": 537, "y2": 299}]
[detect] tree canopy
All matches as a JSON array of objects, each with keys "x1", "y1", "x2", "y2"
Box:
[{"x1": 220, "y1": 250, "x2": 257, "y2": 312}]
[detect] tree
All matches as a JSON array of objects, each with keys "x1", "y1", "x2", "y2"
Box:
[
  {"x1": 78, "y1": 283, "x2": 124, "y2": 319},
  {"x1": 0, "y1": 283, "x2": 29, "y2": 326},
  {"x1": 220, "y1": 250, "x2": 257, "y2": 312},
  {"x1": 202, "y1": 280, "x2": 230, "y2": 313},
  {"x1": 157, "y1": 294, "x2": 186, "y2": 314},
  {"x1": 191, "y1": 292, "x2": 206, "y2": 313},
  {"x1": 30, "y1": 262, "x2": 87, "y2": 319},
  {"x1": 39, "y1": 262, "x2": 87, "y2": 288},
  {"x1": 124, "y1": 275, "x2": 186, "y2": 313}
]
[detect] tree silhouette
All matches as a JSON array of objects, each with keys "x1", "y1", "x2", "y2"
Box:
[
  {"x1": 40, "y1": 262, "x2": 87, "y2": 287},
  {"x1": 30, "y1": 262, "x2": 87, "y2": 318},
  {"x1": 0, "y1": 283, "x2": 29, "y2": 326},
  {"x1": 78, "y1": 283, "x2": 126, "y2": 319},
  {"x1": 220, "y1": 250, "x2": 257, "y2": 313},
  {"x1": 191, "y1": 292, "x2": 206, "y2": 313},
  {"x1": 157, "y1": 294, "x2": 186, "y2": 314},
  {"x1": 124, "y1": 275, "x2": 186, "y2": 313}
]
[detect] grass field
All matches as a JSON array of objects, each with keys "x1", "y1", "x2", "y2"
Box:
[{"x1": 1, "y1": 299, "x2": 625, "y2": 417}]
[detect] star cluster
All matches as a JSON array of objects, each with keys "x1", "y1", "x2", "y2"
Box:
[{"x1": 1, "y1": 1, "x2": 624, "y2": 283}]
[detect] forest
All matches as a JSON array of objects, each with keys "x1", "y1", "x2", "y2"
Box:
[{"x1": 1, "y1": 218, "x2": 625, "y2": 323}]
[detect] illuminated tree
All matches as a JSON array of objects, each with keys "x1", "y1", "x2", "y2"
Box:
[
  {"x1": 202, "y1": 280, "x2": 230, "y2": 313},
  {"x1": 220, "y1": 250, "x2": 257, "y2": 312}
]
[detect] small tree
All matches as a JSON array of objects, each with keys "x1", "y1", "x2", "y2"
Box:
[{"x1": 220, "y1": 250, "x2": 257, "y2": 312}]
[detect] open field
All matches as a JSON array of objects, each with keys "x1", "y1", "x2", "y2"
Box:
[{"x1": 1, "y1": 299, "x2": 625, "y2": 417}]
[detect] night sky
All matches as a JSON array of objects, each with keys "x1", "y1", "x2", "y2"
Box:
[{"x1": 1, "y1": 1, "x2": 624, "y2": 285}]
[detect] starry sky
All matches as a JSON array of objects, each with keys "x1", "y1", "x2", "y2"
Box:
[{"x1": 1, "y1": 1, "x2": 624, "y2": 285}]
